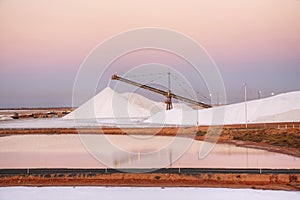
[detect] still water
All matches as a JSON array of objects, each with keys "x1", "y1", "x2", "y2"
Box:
[{"x1": 0, "y1": 134, "x2": 299, "y2": 169}]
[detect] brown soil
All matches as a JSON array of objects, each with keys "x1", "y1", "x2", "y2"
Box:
[
  {"x1": 0, "y1": 173, "x2": 299, "y2": 191},
  {"x1": 0, "y1": 108, "x2": 73, "y2": 119},
  {"x1": 195, "y1": 126, "x2": 300, "y2": 157}
]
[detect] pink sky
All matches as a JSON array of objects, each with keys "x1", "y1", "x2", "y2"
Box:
[{"x1": 0, "y1": 0, "x2": 299, "y2": 107}]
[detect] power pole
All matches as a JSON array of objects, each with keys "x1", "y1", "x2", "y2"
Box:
[
  {"x1": 168, "y1": 71, "x2": 171, "y2": 92},
  {"x1": 166, "y1": 72, "x2": 173, "y2": 110},
  {"x1": 196, "y1": 105, "x2": 199, "y2": 126},
  {"x1": 244, "y1": 82, "x2": 248, "y2": 128},
  {"x1": 258, "y1": 90, "x2": 261, "y2": 99}
]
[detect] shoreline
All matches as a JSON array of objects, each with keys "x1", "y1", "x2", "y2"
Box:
[
  {"x1": 212, "y1": 139, "x2": 299, "y2": 158},
  {"x1": 0, "y1": 124, "x2": 299, "y2": 190},
  {"x1": 0, "y1": 171, "x2": 299, "y2": 191},
  {"x1": 0, "y1": 125, "x2": 299, "y2": 157}
]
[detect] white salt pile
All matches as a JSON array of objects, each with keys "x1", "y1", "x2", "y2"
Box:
[
  {"x1": 0, "y1": 115, "x2": 13, "y2": 121},
  {"x1": 147, "y1": 91, "x2": 300, "y2": 125},
  {"x1": 63, "y1": 87, "x2": 191, "y2": 120},
  {"x1": 64, "y1": 86, "x2": 300, "y2": 126}
]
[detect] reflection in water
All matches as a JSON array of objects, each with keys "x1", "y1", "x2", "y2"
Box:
[{"x1": 0, "y1": 134, "x2": 299, "y2": 169}]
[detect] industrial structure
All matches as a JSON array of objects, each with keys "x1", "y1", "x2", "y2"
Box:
[{"x1": 111, "y1": 73, "x2": 212, "y2": 110}]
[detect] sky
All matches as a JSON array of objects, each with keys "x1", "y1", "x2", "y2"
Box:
[{"x1": 0, "y1": 0, "x2": 300, "y2": 107}]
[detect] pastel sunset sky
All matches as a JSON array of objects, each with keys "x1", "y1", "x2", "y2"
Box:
[{"x1": 0, "y1": 0, "x2": 299, "y2": 107}]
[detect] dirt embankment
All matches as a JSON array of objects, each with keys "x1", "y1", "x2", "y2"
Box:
[
  {"x1": 0, "y1": 108, "x2": 73, "y2": 119},
  {"x1": 0, "y1": 172, "x2": 299, "y2": 191},
  {"x1": 195, "y1": 126, "x2": 300, "y2": 157}
]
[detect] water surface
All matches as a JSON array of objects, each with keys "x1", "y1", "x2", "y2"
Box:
[{"x1": 0, "y1": 134, "x2": 298, "y2": 169}]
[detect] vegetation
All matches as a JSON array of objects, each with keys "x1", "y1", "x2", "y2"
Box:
[
  {"x1": 232, "y1": 129, "x2": 300, "y2": 148},
  {"x1": 196, "y1": 130, "x2": 206, "y2": 136}
]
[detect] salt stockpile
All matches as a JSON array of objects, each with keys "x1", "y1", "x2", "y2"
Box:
[
  {"x1": 64, "y1": 87, "x2": 155, "y2": 119},
  {"x1": 147, "y1": 91, "x2": 300, "y2": 126},
  {"x1": 0, "y1": 115, "x2": 13, "y2": 121},
  {"x1": 63, "y1": 87, "x2": 191, "y2": 120}
]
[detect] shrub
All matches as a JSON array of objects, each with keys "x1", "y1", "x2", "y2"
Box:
[{"x1": 196, "y1": 130, "x2": 206, "y2": 136}]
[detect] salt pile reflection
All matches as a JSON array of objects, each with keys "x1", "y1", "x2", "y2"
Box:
[{"x1": 0, "y1": 134, "x2": 299, "y2": 169}]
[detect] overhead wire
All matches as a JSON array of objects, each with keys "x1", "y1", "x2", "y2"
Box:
[
  {"x1": 124, "y1": 72, "x2": 165, "y2": 78},
  {"x1": 123, "y1": 72, "x2": 210, "y2": 104},
  {"x1": 170, "y1": 73, "x2": 210, "y2": 101}
]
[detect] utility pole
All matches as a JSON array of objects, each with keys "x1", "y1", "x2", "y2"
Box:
[
  {"x1": 196, "y1": 106, "x2": 199, "y2": 126},
  {"x1": 258, "y1": 90, "x2": 262, "y2": 99},
  {"x1": 166, "y1": 72, "x2": 173, "y2": 110},
  {"x1": 244, "y1": 82, "x2": 248, "y2": 128},
  {"x1": 168, "y1": 71, "x2": 171, "y2": 92}
]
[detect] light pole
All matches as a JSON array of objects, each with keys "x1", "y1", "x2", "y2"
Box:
[
  {"x1": 196, "y1": 105, "x2": 199, "y2": 126},
  {"x1": 258, "y1": 90, "x2": 262, "y2": 99},
  {"x1": 243, "y1": 82, "x2": 248, "y2": 129}
]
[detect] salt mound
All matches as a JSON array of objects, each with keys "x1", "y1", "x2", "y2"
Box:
[
  {"x1": 64, "y1": 87, "x2": 191, "y2": 120},
  {"x1": 64, "y1": 87, "x2": 151, "y2": 119},
  {"x1": 120, "y1": 92, "x2": 165, "y2": 116},
  {"x1": 0, "y1": 115, "x2": 13, "y2": 121},
  {"x1": 121, "y1": 92, "x2": 192, "y2": 113},
  {"x1": 147, "y1": 91, "x2": 300, "y2": 125}
]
